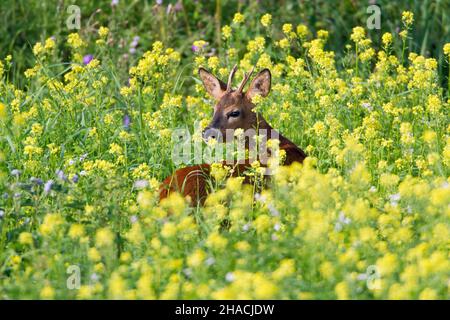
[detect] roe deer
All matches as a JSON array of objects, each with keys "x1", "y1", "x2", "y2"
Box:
[{"x1": 159, "y1": 65, "x2": 306, "y2": 205}]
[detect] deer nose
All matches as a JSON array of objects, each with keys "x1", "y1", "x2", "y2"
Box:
[{"x1": 202, "y1": 127, "x2": 221, "y2": 141}]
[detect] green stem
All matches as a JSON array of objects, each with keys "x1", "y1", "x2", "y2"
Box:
[
  {"x1": 448, "y1": 62, "x2": 450, "y2": 99},
  {"x1": 181, "y1": 0, "x2": 192, "y2": 37},
  {"x1": 401, "y1": 39, "x2": 406, "y2": 65},
  {"x1": 215, "y1": 0, "x2": 222, "y2": 49}
]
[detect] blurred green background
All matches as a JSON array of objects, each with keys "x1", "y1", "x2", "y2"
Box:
[{"x1": 1, "y1": 0, "x2": 449, "y2": 88}]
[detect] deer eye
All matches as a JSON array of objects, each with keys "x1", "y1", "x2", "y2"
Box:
[{"x1": 228, "y1": 110, "x2": 240, "y2": 118}]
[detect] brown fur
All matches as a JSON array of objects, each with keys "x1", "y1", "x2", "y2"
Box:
[
  {"x1": 159, "y1": 162, "x2": 255, "y2": 206},
  {"x1": 159, "y1": 139, "x2": 306, "y2": 206}
]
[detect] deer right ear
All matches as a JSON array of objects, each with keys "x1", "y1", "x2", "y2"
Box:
[
  {"x1": 246, "y1": 69, "x2": 271, "y2": 100},
  {"x1": 198, "y1": 68, "x2": 227, "y2": 100}
]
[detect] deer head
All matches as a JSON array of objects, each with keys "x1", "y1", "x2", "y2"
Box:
[{"x1": 199, "y1": 65, "x2": 271, "y2": 141}]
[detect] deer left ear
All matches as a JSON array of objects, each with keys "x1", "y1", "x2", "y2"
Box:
[
  {"x1": 246, "y1": 69, "x2": 271, "y2": 100},
  {"x1": 198, "y1": 68, "x2": 227, "y2": 100}
]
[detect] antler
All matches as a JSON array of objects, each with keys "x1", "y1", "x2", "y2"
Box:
[
  {"x1": 226, "y1": 64, "x2": 238, "y2": 92},
  {"x1": 237, "y1": 66, "x2": 255, "y2": 94}
]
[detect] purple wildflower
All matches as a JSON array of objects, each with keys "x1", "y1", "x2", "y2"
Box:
[
  {"x1": 90, "y1": 273, "x2": 99, "y2": 282},
  {"x1": 44, "y1": 180, "x2": 54, "y2": 193},
  {"x1": 191, "y1": 45, "x2": 199, "y2": 52},
  {"x1": 174, "y1": 1, "x2": 183, "y2": 12},
  {"x1": 111, "y1": 0, "x2": 119, "y2": 6},
  {"x1": 205, "y1": 257, "x2": 215, "y2": 266},
  {"x1": 183, "y1": 268, "x2": 193, "y2": 277},
  {"x1": 30, "y1": 177, "x2": 44, "y2": 185},
  {"x1": 338, "y1": 211, "x2": 351, "y2": 225},
  {"x1": 225, "y1": 272, "x2": 235, "y2": 282},
  {"x1": 166, "y1": 4, "x2": 173, "y2": 14},
  {"x1": 361, "y1": 102, "x2": 373, "y2": 112},
  {"x1": 72, "y1": 174, "x2": 79, "y2": 183},
  {"x1": 83, "y1": 54, "x2": 94, "y2": 65},
  {"x1": 11, "y1": 169, "x2": 21, "y2": 177},
  {"x1": 268, "y1": 203, "x2": 279, "y2": 216},
  {"x1": 130, "y1": 36, "x2": 140, "y2": 48},
  {"x1": 133, "y1": 180, "x2": 148, "y2": 189},
  {"x1": 56, "y1": 169, "x2": 67, "y2": 181},
  {"x1": 123, "y1": 114, "x2": 131, "y2": 129},
  {"x1": 79, "y1": 153, "x2": 88, "y2": 162},
  {"x1": 389, "y1": 193, "x2": 401, "y2": 206}
]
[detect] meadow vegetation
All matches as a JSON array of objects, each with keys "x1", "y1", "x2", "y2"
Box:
[{"x1": 0, "y1": 1, "x2": 449, "y2": 299}]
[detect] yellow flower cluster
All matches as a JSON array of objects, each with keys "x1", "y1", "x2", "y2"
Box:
[
  {"x1": 402, "y1": 11, "x2": 414, "y2": 26},
  {"x1": 233, "y1": 12, "x2": 244, "y2": 24},
  {"x1": 67, "y1": 33, "x2": 85, "y2": 49},
  {"x1": 260, "y1": 14, "x2": 272, "y2": 27}
]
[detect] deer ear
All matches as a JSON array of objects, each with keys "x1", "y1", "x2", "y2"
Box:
[
  {"x1": 198, "y1": 68, "x2": 227, "y2": 100},
  {"x1": 246, "y1": 69, "x2": 271, "y2": 100}
]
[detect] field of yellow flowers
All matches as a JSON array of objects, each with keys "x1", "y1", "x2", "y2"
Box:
[{"x1": 0, "y1": 10, "x2": 449, "y2": 300}]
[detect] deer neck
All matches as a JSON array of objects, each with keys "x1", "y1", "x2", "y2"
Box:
[
  {"x1": 252, "y1": 113, "x2": 294, "y2": 147},
  {"x1": 252, "y1": 113, "x2": 306, "y2": 164}
]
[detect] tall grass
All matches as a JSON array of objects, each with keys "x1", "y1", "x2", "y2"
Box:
[{"x1": 1, "y1": 1, "x2": 449, "y2": 90}]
